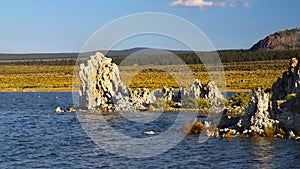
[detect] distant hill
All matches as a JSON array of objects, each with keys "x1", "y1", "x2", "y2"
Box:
[
  {"x1": 251, "y1": 28, "x2": 300, "y2": 51},
  {"x1": 0, "y1": 48, "x2": 193, "y2": 61},
  {"x1": 1, "y1": 47, "x2": 300, "y2": 66},
  {"x1": 0, "y1": 53, "x2": 79, "y2": 60}
]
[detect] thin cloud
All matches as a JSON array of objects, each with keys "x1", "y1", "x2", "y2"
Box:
[
  {"x1": 242, "y1": 0, "x2": 251, "y2": 7},
  {"x1": 215, "y1": 0, "x2": 238, "y2": 7},
  {"x1": 170, "y1": 0, "x2": 250, "y2": 8},
  {"x1": 171, "y1": 0, "x2": 214, "y2": 8}
]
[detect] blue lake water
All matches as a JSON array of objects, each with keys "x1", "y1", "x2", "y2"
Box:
[{"x1": 0, "y1": 92, "x2": 300, "y2": 168}]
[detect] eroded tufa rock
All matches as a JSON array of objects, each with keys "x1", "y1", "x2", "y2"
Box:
[
  {"x1": 216, "y1": 88, "x2": 279, "y2": 137},
  {"x1": 79, "y1": 52, "x2": 155, "y2": 112},
  {"x1": 79, "y1": 53, "x2": 225, "y2": 112},
  {"x1": 241, "y1": 89, "x2": 278, "y2": 135},
  {"x1": 271, "y1": 57, "x2": 300, "y2": 132}
]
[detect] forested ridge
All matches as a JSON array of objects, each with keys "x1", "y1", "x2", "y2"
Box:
[{"x1": 1, "y1": 49, "x2": 299, "y2": 66}]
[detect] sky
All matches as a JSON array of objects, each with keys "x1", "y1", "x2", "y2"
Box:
[{"x1": 0, "y1": 0, "x2": 299, "y2": 53}]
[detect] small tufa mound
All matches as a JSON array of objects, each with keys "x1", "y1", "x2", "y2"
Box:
[
  {"x1": 55, "y1": 106, "x2": 64, "y2": 113},
  {"x1": 55, "y1": 106, "x2": 76, "y2": 113},
  {"x1": 144, "y1": 131, "x2": 156, "y2": 135}
]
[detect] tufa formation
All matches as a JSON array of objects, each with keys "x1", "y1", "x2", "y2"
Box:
[{"x1": 78, "y1": 52, "x2": 223, "y2": 112}]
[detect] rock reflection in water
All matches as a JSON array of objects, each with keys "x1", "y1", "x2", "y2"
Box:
[
  {"x1": 120, "y1": 111, "x2": 163, "y2": 123},
  {"x1": 76, "y1": 110, "x2": 193, "y2": 158},
  {"x1": 251, "y1": 138, "x2": 276, "y2": 168}
]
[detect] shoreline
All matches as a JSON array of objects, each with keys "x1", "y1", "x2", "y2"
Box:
[
  {"x1": 0, "y1": 61, "x2": 288, "y2": 94},
  {"x1": 0, "y1": 88, "x2": 252, "y2": 93},
  {"x1": 0, "y1": 88, "x2": 73, "y2": 93}
]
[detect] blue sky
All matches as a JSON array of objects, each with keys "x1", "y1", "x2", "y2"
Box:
[{"x1": 0, "y1": 0, "x2": 299, "y2": 53}]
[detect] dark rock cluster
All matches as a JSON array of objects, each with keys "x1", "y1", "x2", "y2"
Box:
[
  {"x1": 210, "y1": 57, "x2": 300, "y2": 139},
  {"x1": 216, "y1": 88, "x2": 279, "y2": 137},
  {"x1": 271, "y1": 57, "x2": 300, "y2": 132}
]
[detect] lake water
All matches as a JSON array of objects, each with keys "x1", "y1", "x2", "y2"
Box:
[{"x1": 1, "y1": 92, "x2": 300, "y2": 168}]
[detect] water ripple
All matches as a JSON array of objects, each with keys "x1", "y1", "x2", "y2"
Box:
[{"x1": 0, "y1": 92, "x2": 300, "y2": 168}]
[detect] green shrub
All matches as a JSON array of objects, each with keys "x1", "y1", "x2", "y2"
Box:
[
  {"x1": 264, "y1": 126, "x2": 276, "y2": 138},
  {"x1": 286, "y1": 93, "x2": 296, "y2": 100},
  {"x1": 229, "y1": 92, "x2": 252, "y2": 107},
  {"x1": 225, "y1": 98, "x2": 232, "y2": 107},
  {"x1": 278, "y1": 127, "x2": 286, "y2": 136},
  {"x1": 199, "y1": 98, "x2": 210, "y2": 109},
  {"x1": 226, "y1": 107, "x2": 245, "y2": 116},
  {"x1": 182, "y1": 98, "x2": 199, "y2": 109},
  {"x1": 151, "y1": 98, "x2": 173, "y2": 110}
]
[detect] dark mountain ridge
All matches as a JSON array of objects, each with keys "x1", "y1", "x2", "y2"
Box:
[{"x1": 251, "y1": 28, "x2": 300, "y2": 51}]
